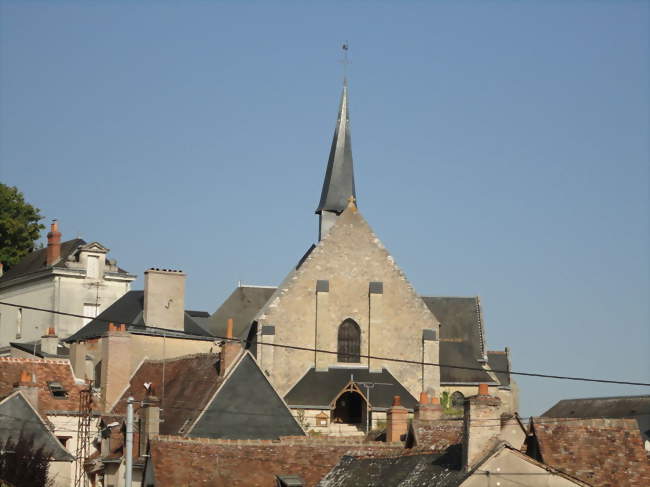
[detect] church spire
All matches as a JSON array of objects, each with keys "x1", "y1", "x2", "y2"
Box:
[{"x1": 316, "y1": 80, "x2": 356, "y2": 239}]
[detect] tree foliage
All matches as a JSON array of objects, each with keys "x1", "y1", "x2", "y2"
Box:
[
  {"x1": 0, "y1": 431, "x2": 53, "y2": 487},
  {"x1": 0, "y1": 184, "x2": 44, "y2": 270}
]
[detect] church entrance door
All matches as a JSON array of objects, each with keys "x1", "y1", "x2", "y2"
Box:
[{"x1": 333, "y1": 391, "x2": 365, "y2": 425}]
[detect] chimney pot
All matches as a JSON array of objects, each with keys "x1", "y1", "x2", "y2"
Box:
[
  {"x1": 19, "y1": 370, "x2": 32, "y2": 385},
  {"x1": 478, "y1": 383, "x2": 489, "y2": 395},
  {"x1": 392, "y1": 395, "x2": 401, "y2": 407},
  {"x1": 419, "y1": 392, "x2": 429, "y2": 405}
]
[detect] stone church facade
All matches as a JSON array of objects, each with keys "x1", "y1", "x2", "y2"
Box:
[{"x1": 209, "y1": 80, "x2": 516, "y2": 432}]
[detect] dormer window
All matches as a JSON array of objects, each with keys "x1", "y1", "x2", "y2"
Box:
[{"x1": 48, "y1": 381, "x2": 67, "y2": 399}]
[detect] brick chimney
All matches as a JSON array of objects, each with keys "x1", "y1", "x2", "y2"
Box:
[
  {"x1": 40, "y1": 327, "x2": 59, "y2": 356},
  {"x1": 219, "y1": 318, "x2": 241, "y2": 377},
  {"x1": 386, "y1": 395, "x2": 408, "y2": 442},
  {"x1": 463, "y1": 383, "x2": 502, "y2": 470},
  {"x1": 46, "y1": 220, "x2": 62, "y2": 266},
  {"x1": 415, "y1": 391, "x2": 444, "y2": 421},
  {"x1": 100, "y1": 323, "x2": 131, "y2": 411},
  {"x1": 139, "y1": 385, "x2": 160, "y2": 456},
  {"x1": 143, "y1": 268, "x2": 186, "y2": 331},
  {"x1": 15, "y1": 370, "x2": 39, "y2": 410}
]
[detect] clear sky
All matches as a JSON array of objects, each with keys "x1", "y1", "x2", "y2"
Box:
[{"x1": 1, "y1": 1, "x2": 648, "y2": 417}]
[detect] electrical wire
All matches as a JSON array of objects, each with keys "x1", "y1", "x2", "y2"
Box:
[{"x1": 1, "y1": 301, "x2": 648, "y2": 387}]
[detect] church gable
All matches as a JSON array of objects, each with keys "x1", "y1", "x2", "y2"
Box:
[{"x1": 257, "y1": 201, "x2": 440, "y2": 397}]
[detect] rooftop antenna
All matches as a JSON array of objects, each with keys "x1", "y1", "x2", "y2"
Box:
[{"x1": 340, "y1": 42, "x2": 350, "y2": 81}]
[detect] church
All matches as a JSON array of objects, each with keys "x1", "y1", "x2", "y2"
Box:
[{"x1": 207, "y1": 81, "x2": 517, "y2": 434}]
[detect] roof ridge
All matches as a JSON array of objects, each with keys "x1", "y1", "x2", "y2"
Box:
[
  {"x1": 143, "y1": 352, "x2": 217, "y2": 364},
  {"x1": 554, "y1": 394, "x2": 650, "y2": 401},
  {"x1": 0, "y1": 357, "x2": 70, "y2": 364}
]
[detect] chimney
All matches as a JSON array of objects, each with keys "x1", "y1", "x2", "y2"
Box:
[
  {"x1": 463, "y1": 384, "x2": 502, "y2": 470},
  {"x1": 70, "y1": 341, "x2": 87, "y2": 379},
  {"x1": 15, "y1": 370, "x2": 39, "y2": 411},
  {"x1": 139, "y1": 385, "x2": 160, "y2": 456},
  {"x1": 219, "y1": 318, "x2": 241, "y2": 377},
  {"x1": 415, "y1": 391, "x2": 444, "y2": 421},
  {"x1": 143, "y1": 268, "x2": 186, "y2": 331},
  {"x1": 386, "y1": 395, "x2": 408, "y2": 442},
  {"x1": 40, "y1": 327, "x2": 59, "y2": 356},
  {"x1": 46, "y1": 220, "x2": 62, "y2": 266},
  {"x1": 100, "y1": 323, "x2": 132, "y2": 412}
]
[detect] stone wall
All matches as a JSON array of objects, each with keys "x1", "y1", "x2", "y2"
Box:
[{"x1": 257, "y1": 204, "x2": 440, "y2": 399}]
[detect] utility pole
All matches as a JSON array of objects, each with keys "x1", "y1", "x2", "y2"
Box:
[
  {"x1": 125, "y1": 396, "x2": 134, "y2": 487},
  {"x1": 356, "y1": 381, "x2": 393, "y2": 433}
]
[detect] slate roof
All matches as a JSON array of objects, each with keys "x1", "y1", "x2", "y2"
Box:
[
  {"x1": 208, "y1": 286, "x2": 276, "y2": 338},
  {"x1": 145, "y1": 436, "x2": 401, "y2": 487},
  {"x1": 9, "y1": 340, "x2": 69, "y2": 359},
  {"x1": 0, "y1": 239, "x2": 85, "y2": 282},
  {"x1": 541, "y1": 395, "x2": 650, "y2": 442},
  {"x1": 318, "y1": 450, "x2": 465, "y2": 487},
  {"x1": 64, "y1": 291, "x2": 214, "y2": 342},
  {"x1": 316, "y1": 81, "x2": 356, "y2": 214},
  {"x1": 284, "y1": 367, "x2": 418, "y2": 410},
  {"x1": 111, "y1": 351, "x2": 303, "y2": 440},
  {"x1": 421, "y1": 297, "x2": 495, "y2": 384},
  {"x1": 0, "y1": 238, "x2": 131, "y2": 283},
  {"x1": 486, "y1": 350, "x2": 510, "y2": 387},
  {"x1": 0, "y1": 392, "x2": 74, "y2": 461},
  {"x1": 529, "y1": 417, "x2": 650, "y2": 486},
  {"x1": 0, "y1": 357, "x2": 87, "y2": 415}
]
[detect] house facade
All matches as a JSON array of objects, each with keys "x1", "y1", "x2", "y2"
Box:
[{"x1": 0, "y1": 221, "x2": 135, "y2": 349}]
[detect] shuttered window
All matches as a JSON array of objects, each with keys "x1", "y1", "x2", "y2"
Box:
[{"x1": 337, "y1": 319, "x2": 361, "y2": 363}]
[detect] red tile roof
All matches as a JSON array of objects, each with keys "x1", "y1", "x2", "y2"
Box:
[
  {"x1": 147, "y1": 435, "x2": 402, "y2": 487},
  {"x1": 0, "y1": 357, "x2": 88, "y2": 415},
  {"x1": 532, "y1": 417, "x2": 650, "y2": 487},
  {"x1": 110, "y1": 353, "x2": 223, "y2": 435}
]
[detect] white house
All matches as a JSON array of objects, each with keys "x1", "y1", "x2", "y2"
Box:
[{"x1": 0, "y1": 221, "x2": 135, "y2": 350}]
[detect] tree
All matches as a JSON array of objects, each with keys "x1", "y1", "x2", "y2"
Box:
[
  {"x1": 0, "y1": 184, "x2": 44, "y2": 271},
  {"x1": 0, "y1": 432, "x2": 54, "y2": 487}
]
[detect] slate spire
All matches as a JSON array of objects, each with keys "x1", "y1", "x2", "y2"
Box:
[{"x1": 316, "y1": 80, "x2": 356, "y2": 239}]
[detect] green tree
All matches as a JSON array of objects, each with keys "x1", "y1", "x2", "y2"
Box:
[{"x1": 0, "y1": 184, "x2": 44, "y2": 270}]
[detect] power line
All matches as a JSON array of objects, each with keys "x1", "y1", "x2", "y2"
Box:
[{"x1": 1, "y1": 301, "x2": 649, "y2": 387}]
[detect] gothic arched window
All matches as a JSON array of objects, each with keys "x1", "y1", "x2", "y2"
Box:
[{"x1": 337, "y1": 319, "x2": 361, "y2": 363}]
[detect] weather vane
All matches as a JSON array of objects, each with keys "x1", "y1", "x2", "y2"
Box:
[{"x1": 340, "y1": 42, "x2": 350, "y2": 80}]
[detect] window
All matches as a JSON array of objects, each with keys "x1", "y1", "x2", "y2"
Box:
[
  {"x1": 48, "y1": 381, "x2": 68, "y2": 399},
  {"x1": 337, "y1": 319, "x2": 361, "y2": 363},
  {"x1": 87, "y1": 255, "x2": 99, "y2": 279}
]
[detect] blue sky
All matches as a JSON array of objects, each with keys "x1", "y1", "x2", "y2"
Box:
[{"x1": 1, "y1": 1, "x2": 648, "y2": 416}]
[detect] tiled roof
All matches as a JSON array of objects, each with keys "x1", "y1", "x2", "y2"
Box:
[
  {"x1": 110, "y1": 353, "x2": 223, "y2": 434},
  {"x1": 486, "y1": 350, "x2": 510, "y2": 387},
  {"x1": 146, "y1": 435, "x2": 402, "y2": 487},
  {"x1": 530, "y1": 417, "x2": 650, "y2": 487},
  {"x1": 0, "y1": 357, "x2": 88, "y2": 415},
  {"x1": 406, "y1": 418, "x2": 463, "y2": 452}
]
